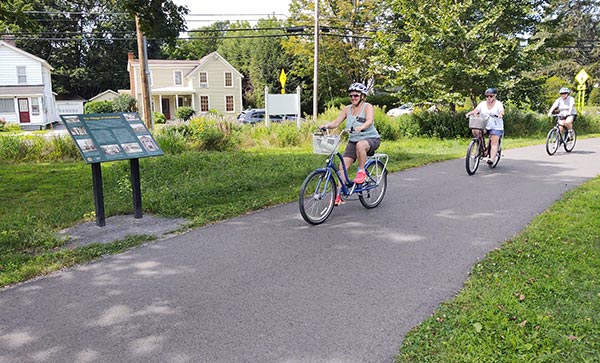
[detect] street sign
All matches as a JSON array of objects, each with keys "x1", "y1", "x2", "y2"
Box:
[
  {"x1": 576, "y1": 69, "x2": 589, "y2": 85},
  {"x1": 279, "y1": 69, "x2": 287, "y2": 94}
]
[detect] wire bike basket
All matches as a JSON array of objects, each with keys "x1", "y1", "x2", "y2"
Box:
[
  {"x1": 468, "y1": 115, "x2": 487, "y2": 130},
  {"x1": 312, "y1": 133, "x2": 341, "y2": 154}
]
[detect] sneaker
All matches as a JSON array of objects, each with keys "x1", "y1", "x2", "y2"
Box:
[
  {"x1": 334, "y1": 194, "x2": 344, "y2": 206},
  {"x1": 567, "y1": 130, "x2": 573, "y2": 140},
  {"x1": 486, "y1": 158, "x2": 493, "y2": 166},
  {"x1": 354, "y1": 169, "x2": 366, "y2": 184}
]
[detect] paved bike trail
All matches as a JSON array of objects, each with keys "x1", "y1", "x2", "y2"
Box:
[{"x1": 1, "y1": 138, "x2": 600, "y2": 363}]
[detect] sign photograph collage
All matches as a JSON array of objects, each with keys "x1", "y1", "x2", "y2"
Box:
[{"x1": 60, "y1": 112, "x2": 164, "y2": 163}]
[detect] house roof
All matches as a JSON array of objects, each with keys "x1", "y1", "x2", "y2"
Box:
[
  {"x1": 0, "y1": 85, "x2": 45, "y2": 95},
  {"x1": 128, "y1": 51, "x2": 243, "y2": 79},
  {"x1": 187, "y1": 52, "x2": 244, "y2": 79},
  {"x1": 55, "y1": 94, "x2": 86, "y2": 101},
  {"x1": 0, "y1": 40, "x2": 54, "y2": 71},
  {"x1": 89, "y1": 89, "x2": 119, "y2": 102}
]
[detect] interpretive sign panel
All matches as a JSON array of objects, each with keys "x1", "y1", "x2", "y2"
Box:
[{"x1": 60, "y1": 112, "x2": 163, "y2": 163}]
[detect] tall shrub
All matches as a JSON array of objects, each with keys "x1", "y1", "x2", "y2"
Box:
[{"x1": 84, "y1": 101, "x2": 114, "y2": 114}]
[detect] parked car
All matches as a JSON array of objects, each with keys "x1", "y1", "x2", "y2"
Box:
[
  {"x1": 237, "y1": 109, "x2": 287, "y2": 124},
  {"x1": 386, "y1": 103, "x2": 414, "y2": 117},
  {"x1": 237, "y1": 109, "x2": 265, "y2": 124}
]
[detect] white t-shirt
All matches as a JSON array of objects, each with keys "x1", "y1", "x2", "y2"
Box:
[
  {"x1": 476, "y1": 100, "x2": 504, "y2": 131},
  {"x1": 551, "y1": 96, "x2": 577, "y2": 115}
]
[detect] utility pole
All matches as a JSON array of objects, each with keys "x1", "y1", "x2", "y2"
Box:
[
  {"x1": 312, "y1": 0, "x2": 320, "y2": 120},
  {"x1": 135, "y1": 15, "x2": 153, "y2": 130}
]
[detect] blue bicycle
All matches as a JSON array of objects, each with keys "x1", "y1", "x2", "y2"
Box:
[{"x1": 299, "y1": 129, "x2": 388, "y2": 225}]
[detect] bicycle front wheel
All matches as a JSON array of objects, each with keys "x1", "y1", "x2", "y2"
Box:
[
  {"x1": 299, "y1": 169, "x2": 336, "y2": 225},
  {"x1": 545, "y1": 128, "x2": 559, "y2": 155},
  {"x1": 564, "y1": 128, "x2": 576, "y2": 152},
  {"x1": 465, "y1": 138, "x2": 481, "y2": 175},
  {"x1": 359, "y1": 160, "x2": 387, "y2": 209}
]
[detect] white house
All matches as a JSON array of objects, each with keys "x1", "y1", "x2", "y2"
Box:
[{"x1": 0, "y1": 39, "x2": 59, "y2": 129}]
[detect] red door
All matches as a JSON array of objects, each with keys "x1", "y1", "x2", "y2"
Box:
[
  {"x1": 161, "y1": 99, "x2": 171, "y2": 120},
  {"x1": 18, "y1": 98, "x2": 30, "y2": 123}
]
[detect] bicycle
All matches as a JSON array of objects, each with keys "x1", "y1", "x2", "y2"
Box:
[
  {"x1": 299, "y1": 128, "x2": 389, "y2": 225},
  {"x1": 465, "y1": 115, "x2": 503, "y2": 175},
  {"x1": 545, "y1": 114, "x2": 577, "y2": 155}
]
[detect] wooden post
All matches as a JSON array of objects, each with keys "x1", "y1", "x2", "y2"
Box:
[{"x1": 135, "y1": 15, "x2": 153, "y2": 130}]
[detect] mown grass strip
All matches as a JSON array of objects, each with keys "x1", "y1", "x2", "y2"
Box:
[{"x1": 395, "y1": 177, "x2": 600, "y2": 362}]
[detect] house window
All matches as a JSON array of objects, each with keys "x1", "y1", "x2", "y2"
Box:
[
  {"x1": 200, "y1": 96, "x2": 209, "y2": 112},
  {"x1": 174, "y1": 71, "x2": 183, "y2": 86},
  {"x1": 0, "y1": 98, "x2": 15, "y2": 113},
  {"x1": 225, "y1": 96, "x2": 234, "y2": 112},
  {"x1": 224, "y1": 72, "x2": 233, "y2": 87},
  {"x1": 199, "y1": 72, "x2": 208, "y2": 87},
  {"x1": 31, "y1": 98, "x2": 40, "y2": 115},
  {"x1": 17, "y1": 66, "x2": 27, "y2": 84}
]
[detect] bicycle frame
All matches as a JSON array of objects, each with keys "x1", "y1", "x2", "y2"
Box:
[
  {"x1": 546, "y1": 114, "x2": 576, "y2": 155},
  {"x1": 316, "y1": 150, "x2": 387, "y2": 198}
]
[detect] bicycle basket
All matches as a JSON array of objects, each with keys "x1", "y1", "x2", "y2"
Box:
[
  {"x1": 469, "y1": 116, "x2": 487, "y2": 129},
  {"x1": 312, "y1": 134, "x2": 340, "y2": 154}
]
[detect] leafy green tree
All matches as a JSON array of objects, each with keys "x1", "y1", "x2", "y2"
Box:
[
  {"x1": 5, "y1": 0, "x2": 187, "y2": 99},
  {"x1": 376, "y1": 0, "x2": 547, "y2": 109},
  {"x1": 112, "y1": 94, "x2": 137, "y2": 112},
  {"x1": 163, "y1": 21, "x2": 229, "y2": 60},
  {"x1": 284, "y1": 0, "x2": 384, "y2": 112},
  {"x1": 218, "y1": 18, "x2": 298, "y2": 109}
]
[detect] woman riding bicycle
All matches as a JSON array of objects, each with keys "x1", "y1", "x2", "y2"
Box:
[
  {"x1": 319, "y1": 82, "x2": 381, "y2": 205},
  {"x1": 547, "y1": 87, "x2": 576, "y2": 139},
  {"x1": 465, "y1": 88, "x2": 505, "y2": 165}
]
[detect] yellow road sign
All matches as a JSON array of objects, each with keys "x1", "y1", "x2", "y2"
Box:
[
  {"x1": 279, "y1": 69, "x2": 287, "y2": 94},
  {"x1": 576, "y1": 69, "x2": 589, "y2": 85}
]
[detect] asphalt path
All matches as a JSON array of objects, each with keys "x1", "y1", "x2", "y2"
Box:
[{"x1": 2, "y1": 138, "x2": 600, "y2": 363}]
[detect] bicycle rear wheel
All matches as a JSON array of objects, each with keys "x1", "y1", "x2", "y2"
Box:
[
  {"x1": 465, "y1": 138, "x2": 481, "y2": 175},
  {"x1": 359, "y1": 160, "x2": 387, "y2": 209},
  {"x1": 564, "y1": 128, "x2": 576, "y2": 152},
  {"x1": 545, "y1": 128, "x2": 559, "y2": 155},
  {"x1": 299, "y1": 169, "x2": 336, "y2": 225}
]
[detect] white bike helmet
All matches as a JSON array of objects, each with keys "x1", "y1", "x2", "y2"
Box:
[
  {"x1": 559, "y1": 87, "x2": 570, "y2": 94},
  {"x1": 348, "y1": 82, "x2": 368, "y2": 95}
]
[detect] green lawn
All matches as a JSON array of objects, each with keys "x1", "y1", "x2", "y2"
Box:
[{"x1": 396, "y1": 176, "x2": 600, "y2": 362}]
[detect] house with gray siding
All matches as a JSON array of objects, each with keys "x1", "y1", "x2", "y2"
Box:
[{"x1": 127, "y1": 51, "x2": 244, "y2": 121}]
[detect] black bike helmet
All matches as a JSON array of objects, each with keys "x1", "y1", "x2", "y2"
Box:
[{"x1": 484, "y1": 88, "x2": 498, "y2": 95}]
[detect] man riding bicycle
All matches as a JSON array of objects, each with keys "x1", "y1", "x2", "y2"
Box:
[
  {"x1": 320, "y1": 82, "x2": 381, "y2": 205},
  {"x1": 548, "y1": 87, "x2": 576, "y2": 139},
  {"x1": 465, "y1": 88, "x2": 505, "y2": 165}
]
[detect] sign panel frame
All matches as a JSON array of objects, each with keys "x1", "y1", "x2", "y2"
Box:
[{"x1": 60, "y1": 112, "x2": 163, "y2": 163}]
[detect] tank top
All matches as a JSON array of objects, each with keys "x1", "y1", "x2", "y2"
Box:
[{"x1": 345, "y1": 102, "x2": 380, "y2": 142}]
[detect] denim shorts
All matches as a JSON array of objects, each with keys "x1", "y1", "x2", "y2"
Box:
[
  {"x1": 487, "y1": 129, "x2": 504, "y2": 136},
  {"x1": 343, "y1": 138, "x2": 381, "y2": 159}
]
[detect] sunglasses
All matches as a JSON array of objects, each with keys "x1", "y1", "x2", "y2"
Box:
[
  {"x1": 485, "y1": 95, "x2": 495, "y2": 98},
  {"x1": 349, "y1": 94, "x2": 361, "y2": 98}
]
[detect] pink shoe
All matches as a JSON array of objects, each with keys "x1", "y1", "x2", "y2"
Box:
[
  {"x1": 354, "y1": 169, "x2": 366, "y2": 184},
  {"x1": 334, "y1": 194, "x2": 344, "y2": 206}
]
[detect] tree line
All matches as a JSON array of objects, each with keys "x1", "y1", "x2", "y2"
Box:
[{"x1": 1, "y1": 0, "x2": 598, "y2": 115}]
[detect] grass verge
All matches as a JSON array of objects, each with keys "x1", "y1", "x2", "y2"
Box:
[{"x1": 395, "y1": 176, "x2": 600, "y2": 362}]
